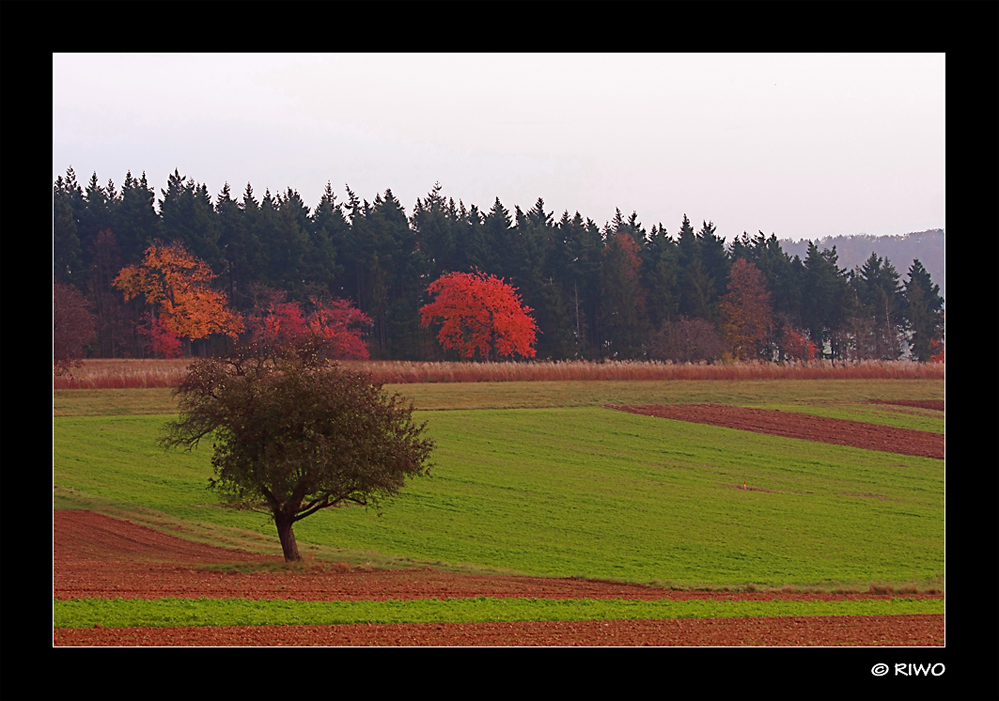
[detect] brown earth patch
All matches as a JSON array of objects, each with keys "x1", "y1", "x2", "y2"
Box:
[
  {"x1": 868, "y1": 399, "x2": 944, "y2": 411},
  {"x1": 53, "y1": 511, "x2": 943, "y2": 646},
  {"x1": 608, "y1": 404, "x2": 944, "y2": 459},
  {"x1": 54, "y1": 614, "x2": 944, "y2": 646}
]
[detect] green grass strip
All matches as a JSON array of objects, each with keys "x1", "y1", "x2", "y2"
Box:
[{"x1": 54, "y1": 597, "x2": 944, "y2": 629}]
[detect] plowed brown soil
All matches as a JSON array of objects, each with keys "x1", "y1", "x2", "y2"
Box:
[
  {"x1": 608, "y1": 404, "x2": 944, "y2": 459},
  {"x1": 868, "y1": 399, "x2": 944, "y2": 411},
  {"x1": 54, "y1": 615, "x2": 943, "y2": 647},
  {"x1": 54, "y1": 511, "x2": 943, "y2": 646}
]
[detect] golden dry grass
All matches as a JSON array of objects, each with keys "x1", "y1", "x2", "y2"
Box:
[{"x1": 54, "y1": 358, "x2": 943, "y2": 390}]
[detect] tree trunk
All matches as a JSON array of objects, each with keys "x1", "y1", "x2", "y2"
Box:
[{"x1": 274, "y1": 512, "x2": 302, "y2": 562}]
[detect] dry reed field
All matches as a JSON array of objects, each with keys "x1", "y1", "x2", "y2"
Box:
[{"x1": 54, "y1": 358, "x2": 944, "y2": 389}]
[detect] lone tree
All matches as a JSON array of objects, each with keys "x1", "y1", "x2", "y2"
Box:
[{"x1": 161, "y1": 339, "x2": 435, "y2": 561}]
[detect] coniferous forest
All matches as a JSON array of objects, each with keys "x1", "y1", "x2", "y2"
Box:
[{"x1": 53, "y1": 167, "x2": 945, "y2": 364}]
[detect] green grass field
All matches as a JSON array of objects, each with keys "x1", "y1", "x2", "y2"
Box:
[
  {"x1": 55, "y1": 378, "x2": 945, "y2": 416},
  {"x1": 54, "y1": 378, "x2": 944, "y2": 589},
  {"x1": 54, "y1": 596, "x2": 944, "y2": 629}
]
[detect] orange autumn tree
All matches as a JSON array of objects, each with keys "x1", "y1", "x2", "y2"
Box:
[
  {"x1": 719, "y1": 258, "x2": 773, "y2": 360},
  {"x1": 420, "y1": 269, "x2": 538, "y2": 361},
  {"x1": 114, "y1": 242, "x2": 244, "y2": 355}
]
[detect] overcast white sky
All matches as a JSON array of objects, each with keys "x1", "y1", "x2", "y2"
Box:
[{"x1": 53, "y1": 53, "x2": 944, "y2": 242}]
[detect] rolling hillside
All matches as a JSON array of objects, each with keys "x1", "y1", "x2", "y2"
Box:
[{"x1": 779, "y1": 229, "x2": 945, "y2": 302}]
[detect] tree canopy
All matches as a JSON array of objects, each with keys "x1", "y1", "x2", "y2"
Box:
[
  {"x1": 719, "y1": 258, "x2": 773, "y2": 360},
  {"x1": 56, "y1": 166, "x2": 944, "y2": 364},
  {"x1": 162, "y1": 344, "x2": 435, "y2": 561},
  {"x1": 246, "y1": 290, "x2": 373, "y2": 360},
  {"x1": 114, "y1": 241, "x2": 244, "y2": 349},
  {"x1": 903, "y1": 259, "x2": 944, "y2": 362},
  {"x1": 420, "y1": 269, "x2": 538, "y2": 361}
]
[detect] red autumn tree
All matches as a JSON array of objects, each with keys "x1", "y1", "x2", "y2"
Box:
[
  {"x1": 420, "y1": 269, "x2": 538, "y2": 361},
  {"x1": 719, "y1": 258, "x2": 773, "y2": 360},
  {"x1": 305, "y1": 297, "x2": 373, "y2": 360},
  {"x1": 248, "y1": 292, "x2": 372, "y2": 360},
  {"x1": 137, "y1": 313, "x2": 184, "y2": 359},
  {"x1": 114, "y1": 242, "x2": 244, "y2": 355},
  {"x1": 248, "y1": 298, "x2": 309, "y2": 353},
  {"x1": 779, "y1": 325, "x2": 817, "y2": 362}
]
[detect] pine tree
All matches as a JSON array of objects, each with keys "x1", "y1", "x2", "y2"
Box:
[
  {"x1": 802, "y1": 242, "x2": 848, "y2": 359},
  {"x1": 561, "y1": 211, "x2": 603, "y2": 357},
  {"x1": 117, "y1": 171, "x2": 162, "y2": 265},
  {"x1": 269, "y1": 188, "x2": 313, "y2": 298},
  {"x1": 411, "y1": 182, "x2": 457, "y2": 279},
  {"x1": 307, "y1": 182, "x2": 347, "y2": 295},
  {"x1": 513, "y1": 199, "x2": 575, "y2": 359},
  {"x1": 599, "y1": 233, "x2": 648, "y2": 358},
  {"x1": 642, "y1": 224, "x2": 680, "y2": 331},
  {"x1": 697, "y1": 219, "x2": 730, "y2": 319},
  {"x1": 327, "y1": 184, "x2": 366, "y2": 306},
  {"x1": 481, "y1": 197, "x2": 515, "y2": 280},
  {"x1": 458, "y1": 202, "x2": 488, "y2": 273},
  {"x1": 608, "y1": 208, "x2": 647, "y2": 250},
  {"x1": 850, "y1": 253, "x2": 905, "y2": 360},
  {"x1": 363, "y1": 189, "x2": 427, "y2": 359},
  {"x1": 159, "y1": 170, "x2": 222, "y2": 270},
  {"x1": 89, "y1": 229, "x2": 139, "y2": 357},
  {"x1": 735, "y1": 232, "x2": 805, "y2": 335},
  {"x1": 54, "y1": 175, "x2": 83, "y2": 285},
  {"x1": 78, "y1": 172, "x2": 118, "y2": 290},
  {"x1": 676, "y1": 214, "x2": 713, "y2": 321},
  {"x1": 902, "y1": 259, "x2": 944, "y2": 361},
  {"x1": 254, "y1": 188, "x2": 282, "y2": 291},
  {"x1": 214, "y1": 183, "x2": 255, "y2": 311}
]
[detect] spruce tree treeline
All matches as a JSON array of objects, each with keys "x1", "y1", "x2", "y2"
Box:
[{"x1": 53, "y1": 167, "x2": 944, "y2": 362}]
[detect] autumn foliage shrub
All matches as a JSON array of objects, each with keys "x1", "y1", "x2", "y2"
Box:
[
  {"x1": 54, "y1": 281, "x2": 97, "y2": 375},
  {"x1": 136, "y1": 313, "x2": 184, "y2": 359},
  {"x1": 305, "y1": 298, "x2": 373, "y2": 360},
  {"x1": 247, "y1": 295, "x2": 372, "y2": 360},
  {"x1": 929, "y1": 339, "x2": 944, "y2": 364},
  {"x1": 779, "y1": 326, "x2": 817, "y2": 363},
  {"x1": 646, "y1": 317, "x2": 727, "y2": 363},
  {"x1": 928, "y1": 314, "x2": 944, "y2": 363}
]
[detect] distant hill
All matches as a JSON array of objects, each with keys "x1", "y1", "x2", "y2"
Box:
[{"x1": 778, "y1": 228, "x2": 945, "y2": 302}]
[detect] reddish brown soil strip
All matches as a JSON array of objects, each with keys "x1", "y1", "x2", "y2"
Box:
[
  {"x1": 608, "y1": 404, "x2": 944, "y2": 460},
  {"x1": 54, "y1": 510, "x2": 284, "y2": 566},
  {"x1": 53, "y1": 615, "x2": 944, "y2": 647},
  {"x1": 53, "y1": 511, "x2": 944, "y2": 646},
  {"x1": 868, "y1": 399, "x2": 944, "y2": 411}
]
